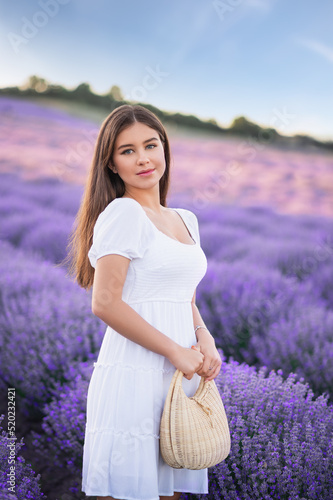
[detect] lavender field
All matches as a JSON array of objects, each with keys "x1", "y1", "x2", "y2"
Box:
[
  {"x1": 1, "y1": 95, "x2": 333, "y2": 499},
  {"x1": 1, "y1": 95, "x2": 333, "y2": 219},
  {"x1": 0, "y1": 167, "x2": 333, "y2": 499}
]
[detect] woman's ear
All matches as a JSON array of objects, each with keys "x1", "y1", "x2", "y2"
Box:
[{"x1": 109, "y1": 163, "x2": 118, "y2": 174}]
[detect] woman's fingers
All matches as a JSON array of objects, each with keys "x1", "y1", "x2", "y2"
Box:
[
  {"x1": 191, "y1": 345, "x2": 222, "y2": 379},
  {"x1": 181, "y1": 346, "x2": 204, "y2": 380},
  {"x1": 196, "y1": 357, "x2": 216, "y2": 377},
  {"x1": 204, "y1": 364, "x2": 221, "y2": 382},
  {"x1": 191, "y1": 345, "x2": 204, "y2": 370},
  {"x1": 195, "y1": 354, "x2": 222, "y2": 380}
]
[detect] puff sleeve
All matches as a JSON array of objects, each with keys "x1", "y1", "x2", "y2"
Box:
[{"x1": 88, "y1": 199, "x2": 150, "y2": 268}]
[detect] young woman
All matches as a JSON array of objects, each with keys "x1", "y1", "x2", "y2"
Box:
[{"x1": 68, "y1": 104, "x2": 222, "y2": 500}]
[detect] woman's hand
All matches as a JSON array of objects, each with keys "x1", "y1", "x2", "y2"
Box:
[
  {"x1": 192, "y1": 330, "x2": 222, "y2": 382},
  {"x1": 167, "y1": 345, "x2": 204, "y2": 380}
]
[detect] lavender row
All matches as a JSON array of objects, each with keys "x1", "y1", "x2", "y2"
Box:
[
  {"x1": 0, "y1": 415, "x2": 44, "y2": 499},
  {"x1": 196, "y1": 259, "x2": 333, "y2": 401},
  {"x1": 0, "y1": 240, "x2": 105, "y2": 419},
  {"x1": 31, "y1": 353, "x2": 333, "y2": 499}
]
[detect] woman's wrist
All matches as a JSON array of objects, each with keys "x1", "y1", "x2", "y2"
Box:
[
  {"x1": 164, "y1": 340, "x2": 182, "y2": 364},
  {"x1": 195, "y1": 325, "x2": 214, "y2": 342},
  {"x1": 194, "y1": 325, "x2": 209, "y2": 335}
]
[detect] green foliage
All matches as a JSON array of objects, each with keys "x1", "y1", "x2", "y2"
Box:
[
  {"x1": 1, "y1": 75, "x2": 332, "y2": 150},
  {"x1": 230, "y1": 115, "x2": 261, "y2": 135},
  {"x1": 108, "y1": 85, "x2": 124, "y2": 101}
]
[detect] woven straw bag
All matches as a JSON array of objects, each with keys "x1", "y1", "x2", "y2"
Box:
[{"x1": 160, "y1": 368, "x2": 231, "y2": 470}]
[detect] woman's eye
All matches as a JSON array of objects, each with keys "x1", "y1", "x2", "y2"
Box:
[{"x1": 122, "y1": 144, "x2": 156, "y2": 155}]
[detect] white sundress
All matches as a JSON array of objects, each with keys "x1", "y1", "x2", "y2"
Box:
[{"x1": 81, "y1": 197, "x2": 209, "y2": 500}]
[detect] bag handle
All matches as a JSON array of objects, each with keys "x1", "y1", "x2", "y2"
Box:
[
  {"x1": 172, "y1": 369, "x2": 215, "y2": 427},
  {"x1": 173, "y1": 369, "x2": 212, "y2": 398}
]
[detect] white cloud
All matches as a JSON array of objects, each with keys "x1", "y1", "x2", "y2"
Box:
[{"x1": 295, "y1": 37, "x2": 333, "y2": 64}]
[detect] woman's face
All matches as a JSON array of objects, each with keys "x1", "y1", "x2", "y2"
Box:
[{"x1": 111, "y1": 122, "x2": 166, "y2": 193}]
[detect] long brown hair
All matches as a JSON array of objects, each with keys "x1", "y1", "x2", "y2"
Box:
[{"x1": 62, "y1": 104, "x2": 172, "y2": 290}]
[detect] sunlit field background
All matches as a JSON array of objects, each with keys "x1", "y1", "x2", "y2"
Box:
[
  {"x1": 1, "y1": 92, "x2": 333, "y2": 500},
  {"x1": 1, "y1": 95, "x2": 333, "y2": 217}
]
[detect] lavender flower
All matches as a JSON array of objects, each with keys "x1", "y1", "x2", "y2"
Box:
[
  {"x1": 0, "y1": 415, "x2": 45, "y2": 500},
  {"x1": 182, "y1": 351, "x2": 333, "y2": 499},
  {"x1": 33, "y1": 354, "x2": 333, "y2": 499},
  {"x1": 196, "y1": 259, "x2": 333, "y2": 400},
  {"x1": 31, "y1": 362, "x2": 92, "y2": 471},
  {"x1": 0, "y1": 240, "x2": 104, "y2": 418}
]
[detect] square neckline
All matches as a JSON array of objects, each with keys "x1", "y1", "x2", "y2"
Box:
[{"x1": 115, "y1": 197, "x2": 197, "y2": 247}]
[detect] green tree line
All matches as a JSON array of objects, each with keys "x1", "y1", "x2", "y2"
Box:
[{"x1": 1, "y1": 75, "x2": 332, "y2": 151}]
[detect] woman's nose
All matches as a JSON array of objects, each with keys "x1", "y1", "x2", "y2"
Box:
[{"x1": 137, "y1": 154, "x2": 150, "y2": 164}]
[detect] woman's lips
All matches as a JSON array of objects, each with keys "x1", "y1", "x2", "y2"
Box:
[{"x1": 137, "y1": 168, "x2": 155, "y2": 176}]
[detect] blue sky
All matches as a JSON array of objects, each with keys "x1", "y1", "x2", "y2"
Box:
[{"x1": 1, "y1": 0, "x2": 332, "y2": 140}]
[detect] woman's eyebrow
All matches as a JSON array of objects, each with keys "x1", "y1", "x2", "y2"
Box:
[{"x1": 117, "y1": 137, "x2": 158, "y2": 151}]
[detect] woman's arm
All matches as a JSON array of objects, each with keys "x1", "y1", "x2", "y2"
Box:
[
  {"x1": 191, "y1": 289, "x2": 222, "y2": 382},
  {"x1": 91, "y1": 254, "x2": 204, "y2": 380},
  {"x1": 191, "y1": 288, "x2": 211, "y2": 341}
]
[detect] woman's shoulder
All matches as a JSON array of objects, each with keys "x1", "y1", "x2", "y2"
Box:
[
  {"x1": 100, "y1": 196, "x2": 144, "y2": 214},
  {"x1": 89, "y1": 198, "x2": 151, "y2": 265},
  {"x1": 171, "y1": 206, "x2": 200, "y2": 242},
  {"x1": 95, "y1": 197, "x2": 146, "y2": 227},
  {"x1": 171, "y1": 206, "x2": 198, "y2": 225}
]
